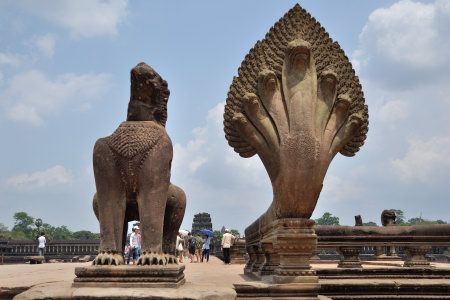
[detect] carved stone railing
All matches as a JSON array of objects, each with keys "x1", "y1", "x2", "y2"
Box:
[
  {"x1": 316, "y1": 224, "x2": 450, "y2": 268},
  {"x1": 244, "y1": 224, "x2": 450, "y2": 273},
  {"x1": 229, "y1": 238, "x2": 247, "y2": 264},
  {"x1": 0, "y1": 239, "x2": 99, "y2": 262}
]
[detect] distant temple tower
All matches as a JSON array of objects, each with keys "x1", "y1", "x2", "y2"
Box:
[{"x1": 191, "y1": 212, "x2": 213, "y2": 235}]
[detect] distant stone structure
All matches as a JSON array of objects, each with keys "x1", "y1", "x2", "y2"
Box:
[
  {"x1": 191, "y1": 213, "x2": 212, "y2": 235},
  {"x1": 225, "y1": 4, "x2": 369, "y2": 298}
]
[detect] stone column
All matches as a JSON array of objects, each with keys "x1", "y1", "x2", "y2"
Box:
[
  {"x1": 244, "y1": 245, "x2": 257, "y2": 275},
  {"x1": 259, "y1": 241, "x2": 279, "y2": 276},
  {"x1": 272, "y1": 219, "x2": 318, "y2": 287},
  {"x1": 337, "y1": 246, "x2": 362, "y2": 268},
  {"x1": 403, "y1": 245, "x2": 431, "y2": 267},
  {"x1": 251, "y1": 244, "x2": 266, "y2": 274}
]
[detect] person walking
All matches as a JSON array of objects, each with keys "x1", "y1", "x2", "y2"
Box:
[
  {"x1": 37, "y1": 232, "x2": 46, "y2": 257},
  {"x1": 135, "y1": 227, "x2": 141, "y2": 259},
  {"x1": 187, "y1": 233, "x2": 196, "y2": 263},
  {"x1": 194, "y1": 235, "x2": 202, "y2": 263},
  {"x1": 176, "y1": 233, "x2": 184, "y2": 263},
  {"x1": 221, "y1": 229, "x2": 234, "y2": 264},
  {"x1": 129, "y1": 226, "x2": 141, "y2": 264},
  {"x1": 201, "y1": 235, "x2": 211, "y2": 262}
]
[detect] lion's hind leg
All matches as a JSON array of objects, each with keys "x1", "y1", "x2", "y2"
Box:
[{"x1": 163, "y1": 184, "x2": 186, "y2": 263}]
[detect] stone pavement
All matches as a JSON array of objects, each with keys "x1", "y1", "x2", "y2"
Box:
[
  {"x1": 1, "y1": 256, "x2": 245, "y2": 299},
  {"x1": 1, "y1": 258, "x2": 450, "y2": 299}
]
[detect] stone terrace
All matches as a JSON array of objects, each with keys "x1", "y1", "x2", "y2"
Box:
[{"x1": 1, "y1": 257, "x2": 450, "y2": 299}]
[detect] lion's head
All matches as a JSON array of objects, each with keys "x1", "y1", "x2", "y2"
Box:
[
  {"x1": 381, "y1": 210, "x2": 397, "y2": 226},
  {"x1": 126, "y1": 62, "x2": 170, "y2": 126}
]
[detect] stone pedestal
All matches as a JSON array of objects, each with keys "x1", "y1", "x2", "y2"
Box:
[
  {"x1": 259, "y1": 241, "x2": 279, "y2": 276},
  {"x1": 237, "y1": 219, "x2": 320, "y2": 299},
  {"x1": 272, "y1": 219, "x2": 318, "y2": 285},
  {"x1": 73, "y1": 265, "x2": 185, "y2": 288},
  {"x1": 337, "y1": 246, "x2": 362, "y2": 268},
  {"x1": 251, "y1": 245, "x2": 265, "y2": 274},
  {"x1": 403, "y1": 246, "x2": 431, "y2": 267},
  {"x1": 244, "y1": 245, "x2": 256, "y2": 275}
]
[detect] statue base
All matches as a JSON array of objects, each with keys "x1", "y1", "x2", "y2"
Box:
[{"x1": 73, "y1": 265, "x2": 185, "y2": 288}]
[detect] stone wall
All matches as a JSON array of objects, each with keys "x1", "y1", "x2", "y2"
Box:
[{"x1": 0, "y1": 239, "x2": 99, "y2": 263}]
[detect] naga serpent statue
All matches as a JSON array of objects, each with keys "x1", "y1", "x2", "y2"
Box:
[
  {"x1": 92, "y1": 62, "x2": 186, "y2": 266},
  {"x1": 224, "y1": 4, "x2": 369, "y2": 281}
]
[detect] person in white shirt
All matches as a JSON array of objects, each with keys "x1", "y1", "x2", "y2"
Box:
[
  {"x1": 221, "y1": 229, "x2": 234, "y2": 264},
  {"x1": 129, "y1": 227, "x2": 141, "y2": 263},
  {"x1": 37, "y1": 232, "x2": 46, "y2": 257}
]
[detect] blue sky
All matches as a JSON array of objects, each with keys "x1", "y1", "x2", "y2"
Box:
[{"x1": 0, "y1": 0, "x2": 449, "y2": 234}]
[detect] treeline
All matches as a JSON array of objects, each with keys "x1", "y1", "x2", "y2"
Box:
[
  {"x1": 315, "y1": 210, "x2": 448, "y2": 226},
  {"x1": 0, "y1": 211, "x2": 99, "y2": 240}
]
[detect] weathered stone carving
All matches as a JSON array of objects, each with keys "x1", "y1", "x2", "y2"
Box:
[
  {"x1": 381, "y1": 209, "x2": 397, "y2": 226},
  {"x1": 92, "y1": 62, "x2": 186, "y2": 266},
  {"x1": 226, "y1": 3, "x2": 369, "y2": 290},
  {"x1": 355, "y1": 215, "x2": 363, "y2": 226},
  {"x1": 224, "y1": 4, "x2": 368, "y2": 224}
]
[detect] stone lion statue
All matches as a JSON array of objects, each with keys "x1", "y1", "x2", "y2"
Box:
[
  {"x1": 91, "y1": 62, "x2": 186, "y2": 265},
  {"x1": 381, "y1": 210, "x2": 397, "y2": 227}
]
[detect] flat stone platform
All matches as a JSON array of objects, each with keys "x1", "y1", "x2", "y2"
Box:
[{"x1": 1, "y1": 258, "x2": 450, "y2": 299}]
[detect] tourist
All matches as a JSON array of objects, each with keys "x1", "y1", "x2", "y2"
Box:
[
  {"x1": 194, "y1": 235, "x2": 202, "y2": 263},
  {"x1": 135, "y1": 227, "x2": 142, "y2": 259},
  {"x1": 129, "y1": 226, "x2": 140, "y2": 264},
  {"x1": 201, "y1": 235, "x2": 211, "y2": 262},
  {"x1": 37, "y1": 232, "x2": 46, "y2": 257},
  {"x1": 187, "y1": 233, "x2": 196, "y2": 262},
  {"x1": 221, "y1": 229, "x2": 234, "y2": 264},
  {"x1": 176, "y1": 233, "x2": 184, "y2": 263}
]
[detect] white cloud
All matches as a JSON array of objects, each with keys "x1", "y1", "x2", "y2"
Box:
[
  {"x1": 0, "y1": 52, "x2": 23, "y2": 67},
  {"x1": 0, "y1": 70, "x2": 112, "y2": 126},
  {"x1": 354, "y1": 0, "x2": 450, "y2": 89},
  {"x1": 378, "y1": 99, "x2": 409, "y2": 124},
  {"x1": 391, "y1": 136, "x2": 450, "y2": 182},
  {"x1": 172, "y1": 102, "x2": 271, "y2": 232},
  {"x1": 19, "y1": 0, "x2": 128, "y2": 38},
  {"x1": 321, "y1": 169, "x2": 366, "y2": 204},
  {"x1": 6, "y1": 165, "x2": 73, "y2": 190},
  {"x1": 174, "y1": 127, "x2": 208, "y2": 174},
  {"x1": 360, "y1": 0, "x2": 437, "y2": 67},
  {"x1": 30, "y1": 34, "x2": 56, "y2": 58}
]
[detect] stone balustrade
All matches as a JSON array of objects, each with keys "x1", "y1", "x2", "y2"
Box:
[
  {"x1": 241, "y1": 224, "x2": 450, "y2": 273},
  {"x1": 0, "y1": 239, "x2": 99, "y2": 262}
]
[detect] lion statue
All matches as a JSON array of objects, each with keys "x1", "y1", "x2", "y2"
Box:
[
  {"x1": 91, "y1": 62, "x2": 186, "y2": 266},
  {"x1": 381, "y1": 210, "x2": 397, "y2": 227}
]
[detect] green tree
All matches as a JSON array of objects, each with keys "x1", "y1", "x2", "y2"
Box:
[
  {"x1": 363, "y1": 221, "x2": 377, "y2": 226},
  {"x1": 315, "y1": 212, "x2": 340, "y2": 225},
  {"x1": 0, "y1": 222, "x2": 10, "y2": 238},
  {"x1": 211, "y1": 230, "x2": 223, "y2": 252},
  {"x1": 12, "y1": 211, "x2": 35, "y2": 238},
  {"x1": 72, "y1": 230, "x2": 99, "y2": 240},
  {"x1": 389, "y1": 209, "x2": 406, "y2": 225},
  {"x1": 407, "y1": 217, "x2": 447, "y2": 225},
  {"x1": 230, "y1": 229, "x2": 240, "y2": 238}
]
